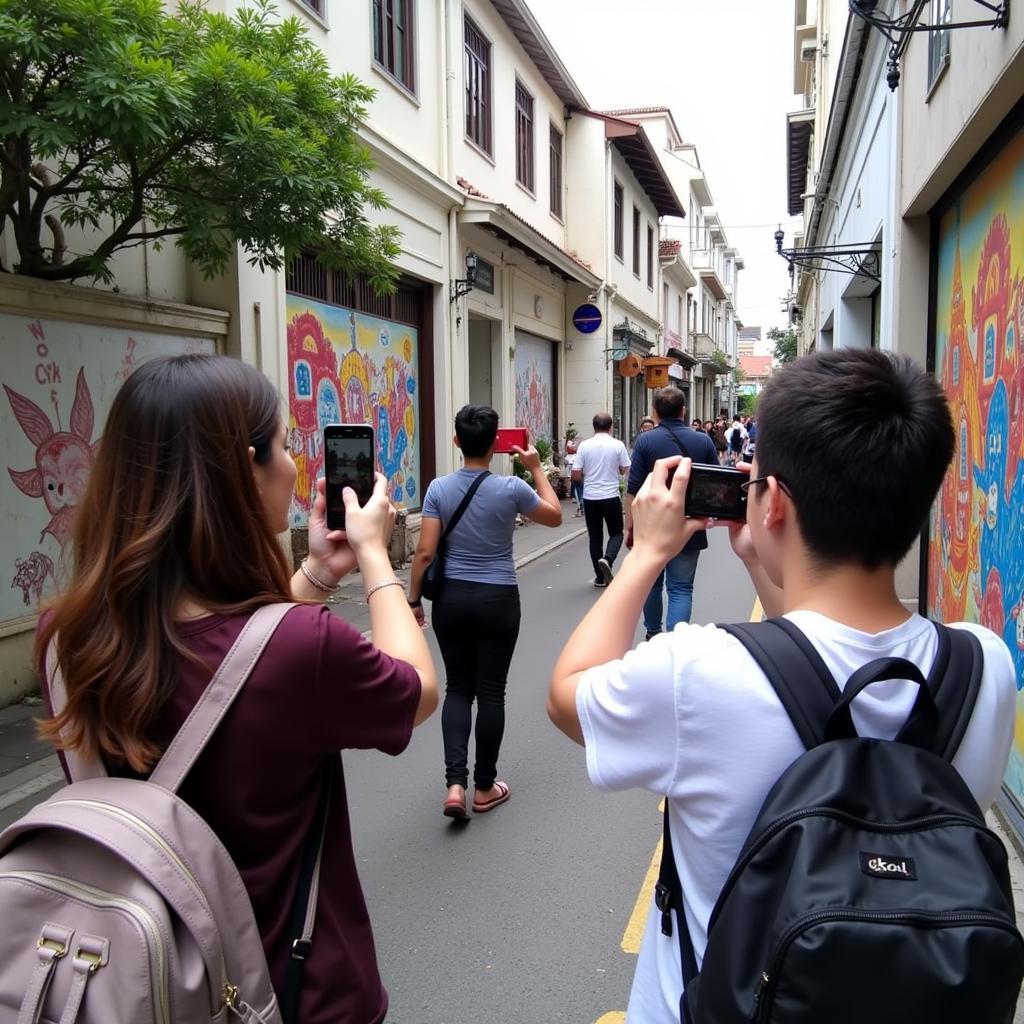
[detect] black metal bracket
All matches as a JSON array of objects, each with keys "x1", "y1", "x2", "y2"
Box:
[
  {"x1": 775, "y1": 230, "x2": 881, "y2": 282},
  {"x1": 849, "y1": 0, "x2": 1009, "y2": 91}
]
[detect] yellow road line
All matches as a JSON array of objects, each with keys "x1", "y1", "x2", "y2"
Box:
[{"x1": 595, "y1": 1014, "x2": 627, "y2": 1024}]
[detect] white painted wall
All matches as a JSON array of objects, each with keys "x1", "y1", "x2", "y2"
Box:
[{"x1": 456, "y1": 0, "x2": 571, "y2": 248}]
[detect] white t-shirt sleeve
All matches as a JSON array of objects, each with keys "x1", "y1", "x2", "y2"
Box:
[
  {"x1": 576, "y1": 634, "x2": 680, "y2": 793},
  {"x1": 618, "y1": 440, "x2": 631, "y2": 472},
  {"x1": 573, "y1": 443, "x2": 588, "y2": 477},
  {"x1": 947, "y1": 622, "x2": 1017, "y2": 811}
]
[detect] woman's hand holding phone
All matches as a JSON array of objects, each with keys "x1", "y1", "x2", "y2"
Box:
[
  {"x1": 511, "y1": 443, "x2": 542, "y2": 474},
  {"x1": 306, "y1": 477, "x2": 358, "y2": 586},
  {"x1": 337, "y1": 472, "x2": 396, "y2": 558}
]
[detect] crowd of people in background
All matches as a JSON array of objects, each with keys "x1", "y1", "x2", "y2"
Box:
[{"x1": 688, "y1": 412, "x2": 757, "y2": 465}]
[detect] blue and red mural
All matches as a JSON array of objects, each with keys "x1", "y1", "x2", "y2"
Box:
[
  {"x1": 928, "y1": 124, "x2": 1024, "y2": 809},
  {"x1": 286, "y1": 296, "x2": 420, "y2": 525}
]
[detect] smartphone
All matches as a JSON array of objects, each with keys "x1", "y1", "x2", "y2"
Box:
[
  {"x1": 494, "y1": 428, "x2": 529, "y2": 454},
  {"x1": 323, "y1": 424, "x2": 375, "y2": 531},
  {"x1": 685, "y1": 465, "x2": 748, "y2": 521}
]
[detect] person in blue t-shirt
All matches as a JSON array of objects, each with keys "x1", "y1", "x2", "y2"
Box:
[{"x1": 625, "y1": 387, "x2": 719, "y2": 639}]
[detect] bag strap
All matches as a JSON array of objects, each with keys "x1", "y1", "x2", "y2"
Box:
[
  {"x1": 659, "y1": 423, "x2": 691, "y2": 461},
  {"x1": 149, "y1": 602, "x2": 297, "y2": 792},
  {"x1": 439, "y1": 471, "x2": 490, "y2": 546},
  {"x1": 281, "y1": 757, "x2": 335, "y2": 1024},
  {"x1": 929, "y1": 623, "x2": 983, "y2": 760},
  {"x1": 655, "y1": 804, "x2": 699, "y2": 1003},
  {"x1": 720, "y1": 619, "x2": 841, "y2": 749}
]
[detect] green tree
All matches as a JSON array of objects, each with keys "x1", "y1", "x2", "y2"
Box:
[
  {"x1": 768, "y1": 326, "x2": 799, "y2": 364},
  {"x1": 0, "y1": 0, "x2": 400, "y2": 288}
]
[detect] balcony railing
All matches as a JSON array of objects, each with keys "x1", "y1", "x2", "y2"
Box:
[{"x1": 689, "y1": 332, "x2": 727, "y2": 368}]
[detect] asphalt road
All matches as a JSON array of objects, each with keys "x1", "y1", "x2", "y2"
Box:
[{"x1": 343, "y1": 528, "x2": 756, "y2": 1024}]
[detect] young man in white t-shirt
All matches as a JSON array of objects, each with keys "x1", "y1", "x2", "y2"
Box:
[
  {"x1": 573, "y1": 413, "x2": 631, "y2": 587},
  {"x1": 548, "y1": 349, "x2": 1016, "y2": 1023}
]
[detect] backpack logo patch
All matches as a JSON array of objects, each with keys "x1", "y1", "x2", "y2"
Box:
[{"x1": 859, "y1": 852, "x2": 918, "y2": 880}]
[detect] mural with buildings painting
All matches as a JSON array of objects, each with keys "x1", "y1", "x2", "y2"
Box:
[
  {"x1": 927, "y1": 123, "x2": 1024, "y2": 809},
  {"x1": 514, "y1": 333, "x2": 554, "y2": 444},
  {"x1": 286, "y1": 295, "x2": 420, "y2": 526},
  {"x1": 0, "y1": 315, "x2": 214, "y2": 624}
]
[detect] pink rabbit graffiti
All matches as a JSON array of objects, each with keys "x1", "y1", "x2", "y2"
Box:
[{"x1": 5, "y1": 368, "x2": 99, "y2": 549}]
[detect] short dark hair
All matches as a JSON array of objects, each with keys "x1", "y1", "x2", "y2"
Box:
[
  {"x1": 755, "y1": 349, "x2": 954, "y2": 569},
  {"x1": 593, "y1": 412, "x2": 613, "y2": 432},
  {"x1": 653, "y1": 387, "x2": 686, "y2": 420},
  {"x1": 455, "y1": 404, "x2": 499, "y2": 457}
]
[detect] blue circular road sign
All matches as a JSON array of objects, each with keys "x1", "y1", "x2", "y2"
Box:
[{"x1": 572, "y1": 303, "x2": 603, "y2": 334}]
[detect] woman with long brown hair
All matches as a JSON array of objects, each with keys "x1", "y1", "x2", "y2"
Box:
[{"x1": 36, "y1": 354, "x2": 437, "y2": 1024}]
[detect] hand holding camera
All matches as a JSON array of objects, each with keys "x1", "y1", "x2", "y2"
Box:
[{"x1": 631, "y1": 456, "x2": 708, "y2": 566}]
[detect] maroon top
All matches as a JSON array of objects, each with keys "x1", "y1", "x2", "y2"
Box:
[{"x1": 44, "y1": 604, "x2": 421, "y2": 1024}]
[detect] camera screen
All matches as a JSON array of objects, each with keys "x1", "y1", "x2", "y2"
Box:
[
  {"x1": 325, "y1": 435, "x2": 374, "y2": 516},
  {"x1": 688, "y1": 473, "x2": 744, "y2": 517}
]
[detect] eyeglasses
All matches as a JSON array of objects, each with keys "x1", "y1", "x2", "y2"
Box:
[{"x1": 739, "y1": 475, "x2": 792, "y2": 497}]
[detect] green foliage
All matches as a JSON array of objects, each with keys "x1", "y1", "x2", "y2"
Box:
[
  {"x1": 768, "y1": 326, "x2": 799, "y2": 365},
  {"x1": 738, "y1": 392, "x2": 759, "y2": 416},
  {"x1": 709, "y1": 350, "x2": 731, "y2": 376},
  {"x1": 0, "y1": 0, "x2": 400, "y2": 287},
  {"x1": 564, "y1": 422, "x2": 577, "y2": 441}
]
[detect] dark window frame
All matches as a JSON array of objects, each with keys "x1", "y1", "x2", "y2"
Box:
[
  {"x1": 372, "y1": 0, "x2": 415, "y2": 93},
  {"x1": 464, "y1": 15, "x2": 493, "y2": 155},
  {"x1": 515, "y1": 78, "x2": 535, "y2": 193},
  {"x1": 632, "y1": 205, "x2": 641, "y2": 277},
  {"x1": 647, "y1": 223, "x2": 654, "y2": 289},
  {"x1": 549, "y1": 122, "x2": 563, "y2": 219},
  {"x1": 613, "y1": 181, "x2": 624, "y2": 261}
]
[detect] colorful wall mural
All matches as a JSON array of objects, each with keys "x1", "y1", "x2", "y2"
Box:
[
  {"x1": 927, "y1": 123, "x2": 1024, "y2": 812},
  {"x1": 0, "y1": 315, "x2": 214, "y2": 625},
  {"x1": 286, "y1": 295, "x2": 420, "y2": 526},
  {"x1": 514, "y1": 332, "x2": 554, "y2": 444}
]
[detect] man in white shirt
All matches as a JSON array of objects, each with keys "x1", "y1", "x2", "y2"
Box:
[
  {"x1": 548, "y1": 349, "x2": 1017, "y2": 1022},
  {"x1": 573, "y1": 413, "x2": 631, "y2": 587}
]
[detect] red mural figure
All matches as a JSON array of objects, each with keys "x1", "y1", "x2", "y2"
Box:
[
  {"x1": 10, "y1": 552, "x2": 55, "y2": 606},
  {"x1": 5, "y1": 368, "x2": 99, "y2": 549},
  {"x1": 972, "y1": 214, "x2": 1011, "y2": 416}
]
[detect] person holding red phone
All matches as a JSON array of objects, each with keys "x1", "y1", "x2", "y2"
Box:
[{"x1": 407, "y1": 406, "x2": 562, "y2": 819}]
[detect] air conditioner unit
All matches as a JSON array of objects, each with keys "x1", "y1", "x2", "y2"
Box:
[{"x1": 800, "y1": 40, "x2": 818, "y2": 62}]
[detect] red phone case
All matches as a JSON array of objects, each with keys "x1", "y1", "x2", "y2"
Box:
[{"x1": 494, "y1": 428, "x2": 528, "y2": 454}]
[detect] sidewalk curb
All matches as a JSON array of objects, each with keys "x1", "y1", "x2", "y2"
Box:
[{"x1": 514, "y1": 526, "x2": 588, "y2": 571}]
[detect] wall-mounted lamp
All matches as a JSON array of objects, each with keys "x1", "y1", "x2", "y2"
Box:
[
  {"x1": 774, "y1": 226, "x2": 880, "y2": 282},
  {"x1": 450, "y1": 250, "x2": 479, "y2": 303},
  {"x1": 849, "y1": 0, "x2": 1009, "y2": 91}
]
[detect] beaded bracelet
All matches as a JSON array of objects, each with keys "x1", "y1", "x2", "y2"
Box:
[
  {"x1": 365, "y1": 579, "x2": 403, "y2": 601},
  {"x1": 300, "y1": 558, "x2": 340, "y2": 593}
]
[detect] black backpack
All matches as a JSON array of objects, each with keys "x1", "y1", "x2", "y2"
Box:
[
  {"x1": 656, "y1": 617, "x2": 1024, "y2": 1024},
  {"x1": 729, "y1": 427, "x2": 743, "y2": 451}
]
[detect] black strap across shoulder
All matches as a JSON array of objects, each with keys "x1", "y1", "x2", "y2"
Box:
[
  {"x1": 659, "y1": 423, "x2": 692, "y2": 461},
  {"x1": 441, "y1": 471, "x2": 490, "y2": 545},
  {"x1": 282, "y1": 758, "x2": 335, "y2": 1024},
  {"x1": 655, "y1": 616, "x2": 984, "y2": 1010}
]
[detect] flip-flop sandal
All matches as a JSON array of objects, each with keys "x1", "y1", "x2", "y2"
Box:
[
  {"x1": 443, "y1": 795, "x2": 469, "y2": 820},
  {"x1": 472, "y1": 781, "x2": 510, "y2": 814}
]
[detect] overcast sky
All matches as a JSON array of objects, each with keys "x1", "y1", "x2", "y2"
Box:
[{"x1": 530, "y1": 0, "x2": 804, "y2": 343}]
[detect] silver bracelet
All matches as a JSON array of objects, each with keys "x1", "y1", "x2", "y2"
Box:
[
  {"x1": 365, "y1": 579, "x2": 403, "y2": 601},
  {"x1": 300, "y1": 558, "x2": 340, "y2": 593}
]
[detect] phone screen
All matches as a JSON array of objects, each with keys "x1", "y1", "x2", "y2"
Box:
[{"x1": 324, "y1": 427, "x2": 374, "y2": 530}]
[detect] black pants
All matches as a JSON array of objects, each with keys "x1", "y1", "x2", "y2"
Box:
[
  {"x1": 584, "y1": 496, "x2": 624, "y2": 580},
  {"x1": 431, "y1": 580, "x2": 521, "y2": 789}
]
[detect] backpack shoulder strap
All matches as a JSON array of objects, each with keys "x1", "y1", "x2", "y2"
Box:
[
  {"x1": 720, "y1": 618, "x2": 841, "y2": 750},
  {"x1": 149, "y1": 602, "x2": 297, "y2": 793},
  {"x1": 655, "y1": 802, "x2": 700, "y2": 1002},
  {"x1": 440, "y1": 471, "x2": 490, "y2": 545},
  {"x1": 927, "y1": 622, "x2": 983, "y2": 761}
]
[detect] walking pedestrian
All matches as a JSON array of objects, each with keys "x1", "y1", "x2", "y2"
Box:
[
  {"x1": 407, "y1": 405, "x2": 561, "y2": 820},
  {"x1": 572, "y1": 413, "x2": 631, "y2": 588},
  {"x1": 548, "y1": 349, "x2": 1016, "y2": 1024},
  {"x1": 710, "y1": 419, "x2": 728, "y2": 464},
  {"x1": 564, "y1": 438, "x2": 584, "y2": 515},
  {"x1": 725, "y1": 415, "x2": 747, "y2": 466},
  {"x1": 35, "y1": 354, "x2": 439, "y2": 1024},
  {"x1": 691, "y1": 418, "x2": 704, "y2": 432},
  {"x1": 624, "y1": 387, "x2": 718, "y2": 638}
]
